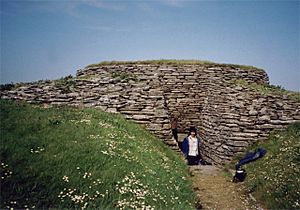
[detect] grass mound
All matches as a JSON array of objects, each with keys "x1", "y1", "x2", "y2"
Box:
[
  {"x1": 87, "y1": 59, "x2": 263, "y2": 71},
  {"x1": 241, "y1": 122, "x2": 300, "y2": 209},
  {"x1": 0, "y1": 100, "x2": 195, "y2": 209}
]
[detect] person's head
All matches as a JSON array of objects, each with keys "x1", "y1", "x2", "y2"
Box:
[{"x1": 189, "y1": 126, "x2": 197, "y2": 137}]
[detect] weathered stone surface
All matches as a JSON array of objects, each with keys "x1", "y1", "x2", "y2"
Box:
[
  {"x1": 258, "y1": 115, "x2": 271, "y2": 121},
  {"x1": 106, "y1": 108, "x2": 118, "y2": 113},
  {"x1": 131, "y1": 115, "x2": 152, "y2": 120}
]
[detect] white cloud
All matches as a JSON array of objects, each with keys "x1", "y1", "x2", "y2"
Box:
[
  {"x1": 83, "y1": 0, "x2": 127, "y2": 11},
  {"x1": 84, "y1": 25, "x2": 112, "y2": 32},
  {"x1": 161, "y1": 0, "x2": 187, "y2": 7},
  {"x1": 54, "y1": 1, "x2": 129, "y2": 18},
  {"x1": 0, "y1": 0, "x2": 128, "y2": 17},
  {"x1": 84, "y1": 25, "x2": 130, "y2": 33}
]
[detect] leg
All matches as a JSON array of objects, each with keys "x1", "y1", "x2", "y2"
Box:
[{"x1": 172, "y1": 128, "x2": 178, "y2": 141}]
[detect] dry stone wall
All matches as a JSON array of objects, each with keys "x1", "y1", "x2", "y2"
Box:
[
  {"x1": 199, "y1": 78, "x2": 299, "y2": 164},
  {"x1": 1, "y1": 64, "x2": 299, "y2": 165}
]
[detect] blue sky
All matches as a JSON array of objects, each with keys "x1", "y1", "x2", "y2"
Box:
[{"x1": 1, "y1": 0, "x2": 299, "y2": 91}]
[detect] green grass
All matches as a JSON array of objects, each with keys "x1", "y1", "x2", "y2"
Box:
[
  {"x1": 53, "y1": 75, "x2": 76, "y2": 93},
  {"x1": 111, "y1": 72, "x2": 139, "y2": 82},
  {"x1": 77, "y1": 74, "x2": 101, "y2": 80},
  {"x1": 87, "y1": 59, "x2": 264, "y2": 71},
  {"x1": 0, "y1": 99, "x2": 195, "y2": 209},
  {"x1": 228, "y1": 122, "x2": 300, "y2": 209},
  {"x1": 229, "y1": 79, "x2": 300, "y2": 102}
]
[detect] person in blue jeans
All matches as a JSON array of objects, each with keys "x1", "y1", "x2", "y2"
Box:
[{"x1": 182, "y1": 127, "x2": 202, "y2": 165}]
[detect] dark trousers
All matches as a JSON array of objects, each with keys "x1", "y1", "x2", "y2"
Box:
[
  {"x1": 187, "y1": 156, "x2": 199, "y2": 165},
  {"x1": 172, "y1": 128, "x2": 178, "y2": 141},
  {"x1": 235, "y1": 148, "x2": 267, "y2": 169}
]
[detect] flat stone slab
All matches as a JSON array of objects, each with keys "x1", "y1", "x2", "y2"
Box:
[{"x1": 189, "y1": 165, "x2": 222, "y2": 176}]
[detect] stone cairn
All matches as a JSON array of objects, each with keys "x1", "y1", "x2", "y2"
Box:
[{"x1": 1, "y1": 63, "x2": 299, "y2": 165}]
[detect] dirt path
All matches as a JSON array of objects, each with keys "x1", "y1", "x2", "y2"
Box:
[{"x1": 189, "y1": 165, "x2": 264, "y2": 210}]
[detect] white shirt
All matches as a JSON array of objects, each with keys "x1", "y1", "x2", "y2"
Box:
[{"x1": 188, "y1": 136, "x2": 198, "y2": 156}]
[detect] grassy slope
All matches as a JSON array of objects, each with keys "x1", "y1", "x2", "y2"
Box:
[
  {"x1": 233, "y1": 123, "x2": 300, "y2": 210},
  {"x1": 0, "y1": 100, "x2": 195, "y2": 209}
]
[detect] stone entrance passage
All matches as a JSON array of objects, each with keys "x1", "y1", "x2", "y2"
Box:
[{"x1": 1, "y1": 62, "x2": 299, "y2": 165}]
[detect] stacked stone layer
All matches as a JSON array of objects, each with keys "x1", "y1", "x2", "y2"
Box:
[{"x1": 1, "y1": 64, "x2": 299, "y2": 165}]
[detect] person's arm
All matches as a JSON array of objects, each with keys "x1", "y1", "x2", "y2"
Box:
[
  {"x1": 197, "y1": 137, "x2": 202, "y2": 159},
  {"x1": 198, "y1": 137, "x2": 202, "y2": 147},
  {"x1": 182, "y1": 137, "x2": 189, "y2": 158}
]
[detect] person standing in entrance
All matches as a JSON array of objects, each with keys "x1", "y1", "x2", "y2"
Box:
[
  {"x1": 171, "y1": 117, "x2": 182, "y2": 150},
  {"x1": 182, "y1": 127, "x2": 201, "y2": 165}
]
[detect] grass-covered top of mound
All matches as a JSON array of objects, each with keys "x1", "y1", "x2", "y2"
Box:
[
  {"x1": 0, "y1": 99, "x2": 195, "y2": 209},
  {"x1": 228, "y1": 79, "x2": 300, "y2": 102},
  {"x1": 87, "y1": 59, "x2": 264, "y2": 72},
  {"x1": 228, "y1": 122, "x2": 300, "y2": 210}
]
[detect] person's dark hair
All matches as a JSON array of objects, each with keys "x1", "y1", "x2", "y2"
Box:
[{"x1": 188, "y1": 126, "x2": 197, "y2": 135}]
